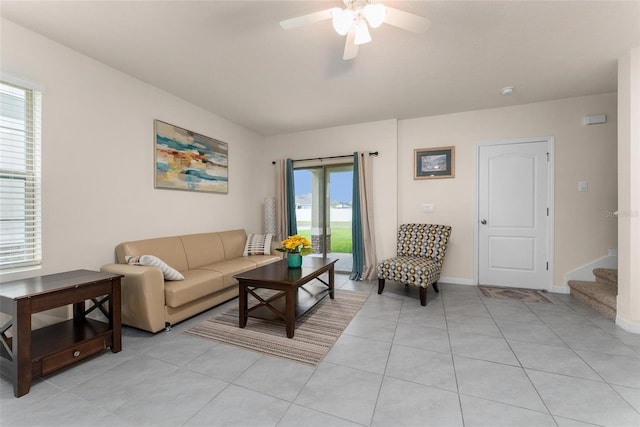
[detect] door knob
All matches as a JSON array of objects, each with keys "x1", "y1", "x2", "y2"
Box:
[{"x1": 481, "y1": 219, "x2": 487, "y2": 225}]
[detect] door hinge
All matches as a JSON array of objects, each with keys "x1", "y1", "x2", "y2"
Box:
[
  {"x1": 546, "y1": 262, "x2": 549, "y2": 271},
  {"x1": 547, "y1": 207, "x2": 549, "y2": 216},
  {"x1": 546, "y1": 152, "x2": 550, "y2": 162}
]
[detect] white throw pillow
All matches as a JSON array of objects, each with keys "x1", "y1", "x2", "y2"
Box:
[
  {"x1": 125, "y1": 255, "x2": 184, "y2": 281},
  {"x1": 243, "y1": 233, "x2": 273, "y2": 256}
]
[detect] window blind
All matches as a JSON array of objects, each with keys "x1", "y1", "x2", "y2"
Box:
[{"x1": 0, "y1": 81, "x2": 42, "y2": 270}]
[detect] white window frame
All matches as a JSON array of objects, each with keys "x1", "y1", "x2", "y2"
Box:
[{"x1": 0, "y1": 77, "x2": 42, "y2": 272}]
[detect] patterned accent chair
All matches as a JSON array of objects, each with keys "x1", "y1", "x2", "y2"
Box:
[{"x1": 377, "y1": 224, "x2": 452, "y2": 306}]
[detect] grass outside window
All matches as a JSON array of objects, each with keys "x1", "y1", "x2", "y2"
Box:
[{"x1": 296, "y1": 221, "x2": 352, "y2": 253}]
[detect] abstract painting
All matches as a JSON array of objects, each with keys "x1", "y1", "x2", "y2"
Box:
[{"x1": 154, "y1": 120, "x2": 228, "y2": 193}]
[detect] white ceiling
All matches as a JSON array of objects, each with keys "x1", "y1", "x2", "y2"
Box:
[{"x1": 1, "y1": 1, "x2": 638, "y2": 136}]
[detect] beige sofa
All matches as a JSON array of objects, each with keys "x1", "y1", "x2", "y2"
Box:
[{"x1": 100, "y1": 229, "x2": 280, "y2": 333}]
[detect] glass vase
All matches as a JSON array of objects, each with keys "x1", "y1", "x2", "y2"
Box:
[{"x1": 287, "y1": 252, "x2": 302, "y2": 269}]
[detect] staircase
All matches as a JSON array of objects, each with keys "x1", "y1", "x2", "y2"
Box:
[{"x1": 568, "y1": 268, "x2": 618, "y2": 319}]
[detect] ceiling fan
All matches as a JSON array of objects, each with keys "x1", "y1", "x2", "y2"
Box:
[{"x1": 280, "y1": 0, "x2": 430, "y2": 60}]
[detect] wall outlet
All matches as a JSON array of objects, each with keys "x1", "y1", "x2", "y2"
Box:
[{"x1": 422, "y1": 204, "x2": 434, "y2": 212}]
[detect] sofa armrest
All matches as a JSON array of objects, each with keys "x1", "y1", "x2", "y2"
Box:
[
  {"x1": 100, "y1": 263, "x2": 167, "y2": 333},
  {"x1": 270, "y1": 240, "x2": 284, "y2": 257}
]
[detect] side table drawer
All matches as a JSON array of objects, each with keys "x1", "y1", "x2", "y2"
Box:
[{"x1": 40, "y1": 336, "x2": 107, "y2": 376}]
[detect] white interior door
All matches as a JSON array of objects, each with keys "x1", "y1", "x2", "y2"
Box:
[{"x1": 478, "y1": 140, "x2": 550, "y2": 290}]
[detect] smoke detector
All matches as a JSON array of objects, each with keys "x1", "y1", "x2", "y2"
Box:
[{"x1": 500, "y1": 86, "x2": 514, "y2": 95}]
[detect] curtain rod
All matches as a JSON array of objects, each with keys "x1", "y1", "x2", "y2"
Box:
[{"x1": 271, "y1": 151, "x2": 378, "y2": 164}]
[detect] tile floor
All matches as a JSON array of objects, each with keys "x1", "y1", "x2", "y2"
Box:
[{"x1": 1, "y1": 275, "x2": 639, "y2": 427}]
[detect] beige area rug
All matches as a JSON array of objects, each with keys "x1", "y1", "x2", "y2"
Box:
[
  {"x1": 479, "y1": 286, "x2": 552, "y2": 303},
  {"x1": 184, "y1": 289, "x2": 369, "y2": 365}
]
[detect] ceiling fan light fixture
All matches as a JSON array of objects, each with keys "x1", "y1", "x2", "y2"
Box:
[
  {"x1": 281, "y1": 0, "x2": 431, "y2": 60},
  {"x1": 332, "y1": 8, "x2": 355, "y2": 36},
  {"x1": 363, "y1": 3, "x2": 385, "y2": 28},
  {"x1": 354, "y1": 20, "x2": 372, "y2": 44}
]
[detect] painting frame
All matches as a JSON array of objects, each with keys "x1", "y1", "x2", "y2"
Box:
[
  {"x1": 154, "y1": 120, "x2": 228, "y2": 194},
  {"x1": 414, "y1": 146, "x2": 455, "y2": 179}
]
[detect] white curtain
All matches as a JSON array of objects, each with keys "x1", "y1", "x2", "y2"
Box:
[{"x1": 357, "y1": 152, "x2": 377, "y2": 281}]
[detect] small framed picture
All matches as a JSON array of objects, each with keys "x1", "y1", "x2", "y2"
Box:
[{"x1": 414, "y1": 146, "x2": 455, "y2": 179}]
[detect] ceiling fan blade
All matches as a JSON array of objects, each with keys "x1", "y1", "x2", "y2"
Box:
[
  {"x1": 343, "y1": 31, "x2": 359, "y2": 60},
  {"x1": 280, "y1": 8, "x2": 336, "y2": 30},
  {"x1": 384, "y1": 7, "x2": 431, "y2": 33}
]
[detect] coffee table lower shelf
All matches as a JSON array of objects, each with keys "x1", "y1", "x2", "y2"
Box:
[{"x1": 247, "y1": 283, "x2": 330, "y2": 321}]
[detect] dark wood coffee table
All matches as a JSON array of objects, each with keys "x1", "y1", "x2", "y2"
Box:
[{"x1": 234, "y1": 257, "x2": 337, "y2": 338}]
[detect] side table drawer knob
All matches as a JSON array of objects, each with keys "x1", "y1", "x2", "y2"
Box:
[{"x1": 42, "y1": 337, "x2": 107, "y2": 376}]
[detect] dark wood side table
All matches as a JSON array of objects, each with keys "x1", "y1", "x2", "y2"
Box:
[{"x1": 0, "y1": 269, "x2": 122, "y2": 397}]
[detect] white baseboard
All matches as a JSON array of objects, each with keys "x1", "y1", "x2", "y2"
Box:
[
  {"x1": 616, "y1": 316, "x2": 640, "y2": 334},
  {"x1": 440, "y1": 276, "x2": 476, "y2": 286},
  {"x1": 565, "y1": 253, "x2": 618, "y2": 283},
  {"x1": 440, "y1": 277, "x2": 569, "y2": 290},
  {"x1": 550, "y1": 284, "x2": 571, "y2": 294}
]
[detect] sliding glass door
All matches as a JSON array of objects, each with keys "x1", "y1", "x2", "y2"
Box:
[{"x1": 294, "y1": 163, "x2": 353, "y2": 272}]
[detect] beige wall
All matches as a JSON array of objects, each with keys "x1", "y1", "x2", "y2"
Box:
[
  {"x1": 399, "y1": 94, "x2": 618, "y2": 290},
  {"x1": 0, "y1": 19, "x2": 264, "y2": 283},
  {"x1": 264, "y1": 95, "x2": 618, "y2": 291},
  {"x1": 616, "y1": 47, "x2": 640, "y2": 332}
]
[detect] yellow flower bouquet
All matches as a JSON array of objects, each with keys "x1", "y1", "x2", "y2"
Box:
[{"x1": 276, "y1": 234, "x2": 313, "y2": 256}]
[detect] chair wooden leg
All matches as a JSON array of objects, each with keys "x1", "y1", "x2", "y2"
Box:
[
  {"x1": 378, "y1": 278, "x2": 385, "y2": 295},
  {"x1": 432, "y1": 282, "x2": 440, "y2": 293},
  {"x1": 419, "y1": 287, "x2": 427, "y2": 306}
]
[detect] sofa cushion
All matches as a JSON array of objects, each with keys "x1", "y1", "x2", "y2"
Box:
[
  {"x1": 219, "y1": 229, "x2": 248, "y2": 260},
  {"x1": 165, "y1": 269, "x2": 225, "y2": 308},
  {"x1": 246, "y1": 254, "x2": 282, "y2": 267},
  {"x1": 180, "y1": 233, "x2": 226, "y2": 269},
  {"x1": 243, "y1": 233, "x2": 274, "y2": 256},
  {"x1": 116, "y1": 236, "x2": 189, "y2": 272},
  {"x1": 199, "y1": 258, "x2": 259, "y2": 286}
]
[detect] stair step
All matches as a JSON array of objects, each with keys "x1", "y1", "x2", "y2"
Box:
[
  {"x1": 568, "y1": 279, "x2": 617, "y2": 320},
  {"x1": 593, "y1": 268, "x2": 617, "y2": 288}
]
